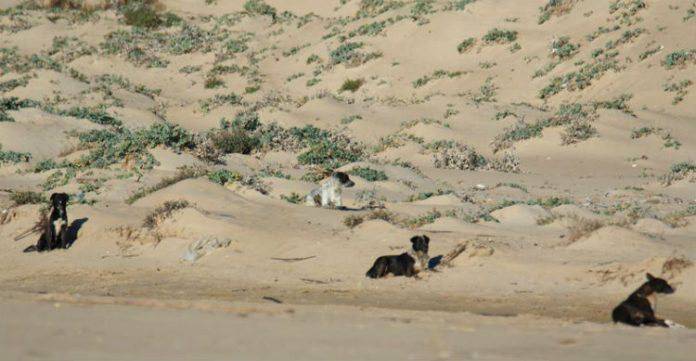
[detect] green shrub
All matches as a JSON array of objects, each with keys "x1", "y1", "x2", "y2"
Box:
[
  {"x1": 663, "y1": 49, "x2": 696, "y2": 69},
  {"x1": 123, "y1": 4, "x2": 161, "y2": 28},
  {"x1": 538, "y1": 0, "x2": 578, "y2": 24},
  {"x1": 0, "y1": 144, "x2": 31, "y2": 164},
  {"x1": 550, "y1": 36, "x2": 579, "y2": 60},
  {"x1": 661, "y1": 161, "x2": 696, "y2": 186},
  {"x1": 207, "y1": 169, "x2": 242, "y2": 185},
  {"x1": 561, "y1": 121, "x2": 596, "y2": 144},
  {"x1": 243, "y1": 0, "x2": 277, "y2": 20},
  {"x1": 457, "y1": 38, "x2": 476, "y2": 53},
  {"x1": 343, "y1": 214, "x2": 364, "y2": 228},
  {"x1": 339, "y1": 78, "x2": 364, "y2": 92},
  {"x1": 208, "y1": 128, "x2": 260, "y2": 155},
  {"x1": 281, "y1": 192, "x2": 304, "y2": 204},
  {"x1": 349, "y1": 167, "x2": 388, "y2": 181},
  {"x1": 10, "y1": 190, "x2": 45, "y2": 205},
  {"x1": 297, "y1": 139, "x2": 360, "y2": 169},
  {"x1": 482, "y1": 28, "x2": 518, "y2": 44}
]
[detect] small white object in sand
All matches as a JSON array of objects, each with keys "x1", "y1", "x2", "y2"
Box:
[
  {"x1": 474, "y1": 184, "x2": 487, "y2": 190},
  {"x1": 665, "y1": 319, "x2": 686, "y2": 329},
  {"x1": 182, "y1": 237, "x2": 233, "y2": 262}
]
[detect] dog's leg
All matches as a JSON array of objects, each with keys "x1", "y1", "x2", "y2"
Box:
[{"x1": 59, "y1": 223, "x2": 69, "y2": 249}]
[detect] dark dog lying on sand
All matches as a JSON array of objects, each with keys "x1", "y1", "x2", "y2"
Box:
[
  {"x1": 612, "y1": 273, "x2": 682, "y2": 328},
  {"x1": 366, "y1": 235, "x2": 430, "y2": 278}
]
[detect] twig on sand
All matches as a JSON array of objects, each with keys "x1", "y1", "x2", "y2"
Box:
[
  {"x1": 12, "y1": 209, "x2": 47, "y2": 241},
  {"x1": 262, "y1": 296, "x2": 283, "y2": 304},
  {"x1": 440, "y1": 241, "x2": 469, "y2": 266},
  {"x1": 270, "y1": 256, "x2": 316, "y2": 262}
]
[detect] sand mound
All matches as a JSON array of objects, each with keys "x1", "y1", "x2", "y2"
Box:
[
  {"x1": 490, "y1": 204, "x2": 551, "y2": 226},
  {"x1": 567, "y1": 226, "x2": 666, "y2": 253},
  {"x1": 412, "y1": 194, "x2": 462, "y2": 206},
  {"x1": 551, "y1": 204, "x2": 602, "y2": 221},
  {"x1": 132, "y1": 178, "x2": 254, "y2": 214},
  {"x1": 632, "y1": 218, "x2": 674, "y2": 235}
]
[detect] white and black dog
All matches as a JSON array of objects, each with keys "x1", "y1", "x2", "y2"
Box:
[
  {"x1": 366, "y1": 235, "x2": 430, "y2": 278},
  {"x1": 23, "y1": 193, "x2": 69, "y2": 252},
  {"x1": 306, "y1": 171, "x2": 355, "y2": 209}
]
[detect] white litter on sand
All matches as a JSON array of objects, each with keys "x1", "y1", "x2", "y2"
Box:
[{"x1": 181, "y1": 237, "x2": 233, "y2": 262}]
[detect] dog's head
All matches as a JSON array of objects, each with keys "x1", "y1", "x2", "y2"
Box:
[
  {"x1": 410, "y1": 235, "x2": 430, "y2": 254},
  {"x1": 50, "y1": 193, "x2": 69, "y2": 214},
  {"x1": 333, "y1": 172, "x2": 355, "y2": 188},
  {"x1": 645, "y1": 273, "x2": 675, "y2": 294}
]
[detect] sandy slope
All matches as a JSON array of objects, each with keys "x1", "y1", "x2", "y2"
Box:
[{"x1": 1, "y1": 0, "x2": 695, "y2": 359}]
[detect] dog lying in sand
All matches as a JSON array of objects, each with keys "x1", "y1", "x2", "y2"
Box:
[
  {"x1": 366, "y1": 235, "x2": 430, "y2": 278},
  {"x1": 23, "y1": 193, "x2": 70, "y2": 253},
  {"x1": 305, "y1": 171, "x2": 355, "y2": 209},
  {"x1": 612, "y1": 273, "x2": 683, "y2": 328}
]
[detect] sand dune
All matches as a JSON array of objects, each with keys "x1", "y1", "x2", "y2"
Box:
[{"x1": 1, "y1": 0, "x2": 695, "y2": 359}]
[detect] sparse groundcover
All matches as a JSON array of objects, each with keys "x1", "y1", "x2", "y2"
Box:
[
  {"x1": 329, "y1": 42, "x2": 381, "y2": 67},
  {"x1": 447, "y1": 0, "x2": 477, "y2": 11},
  {"x1": 550, "y1": 36, "x2": 579, "y2": 60},
  {"x1": 538, "y1": 0, "x2": 579, "y2": 24},
  {"x1": 593, "y1": 93, "x2": 634, "y2": 115},
  {"x1": 662, "y1": 49, "x2": 696, "y2": 69},
  {"x1": 457, "y1": 38, "x2": 476, "y2": 53},
  {"x1": 0, "y1": 144, "x2": 31, "y2": 164},
  {"x1": 663, "y1": 80, "x2": 693, "y2": 104},
  {"x1": 412, "y1": 69, "x2": 463, "y2": 88},
  {"x1": 243, "y1": 0, "x2": 277, "y2": 20},
  {"x1": 561, "y1": 120, "x2": 597, "y2": 145},
  {"x1": 661, "y1": 161, "x2": 696, "y2": 186},
  {"x1": 9, "y1": 190, "x2": 45, "y2": 206},
  {"x1": 127, "y1": 166, "x2": 207, "y2": 204},
  {"x1": 207, "y1": 169, "x2": 242, "y2": 185},
  {"x1": 349, "y1": 167, "x2": 388, "y2": 181},
  {"x1": 430, "y1": 142, "x2": 487, "y2": 170},
  {"x1": 482, "y1": 28, "x2": 518, "y2": 44},
  {"x1": 281, "y1": 192, "x2": 303, "y2": 204},
  {"x1": 492, "y1": 103, "x2": 595, "y2": 152},
  {"x1": 73, "y1": 121, "x2": 195, "y2": 170},
  {"x1": 143, "y1": 200, "x2": 191, "y2": 229}
]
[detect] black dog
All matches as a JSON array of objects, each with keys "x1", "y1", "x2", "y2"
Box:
[
  {"x1": 612, "y1": 273, "x2": 676, "y2": 327},
  {"x1": 23, "y1": 193, "x2": 69, "y2": 253},
  {"x1": 366, "y1": 235, "x2": 430, "y2": 278}
]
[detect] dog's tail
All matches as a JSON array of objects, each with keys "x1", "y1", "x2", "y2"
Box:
[
  {"x1": 23, "y1": 244, "x2": 38, "y2": 253},
  {"x1": 366, "y1": 259, "x2": 384, "y2": 278}
]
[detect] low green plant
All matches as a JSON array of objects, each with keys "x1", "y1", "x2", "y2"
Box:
[
  {"x1": 207, "y1": 169, "x2": 242, "y2": 185},
  {"x1": 281, "y1": 192, "x2": 304, "y2": 204},
  {"x1": 349, "y1": 167, "x2": 388, "y2": 181},
  {"x1": 10, "y1": 190, "x2": 45, "y2": 205},
  {"x1": 0, "y1": 144, "x2": 31, "y2": 164},
  {"x1": 126, "y1": 166, "x2": 207, "y2": 204},
  {"x1": 482, "y1": 28, "x2": 518, "y2": 44},
  {"x1": 663, "y1": 49, "x2": 696, "y2": 69},
  {"x1": 339, "y1": 78, "x2": 364, "y2": 92}
]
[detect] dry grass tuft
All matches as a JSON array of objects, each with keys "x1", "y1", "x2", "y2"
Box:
[
  {"x1": 142, "y1": 200, "x2": 190, "y2": 229},
  {"x1": 566, "y1": 216, "x2": 603, "y2": 242}
]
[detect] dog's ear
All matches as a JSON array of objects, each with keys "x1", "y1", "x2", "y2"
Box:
[
  {"x1": 63, "y1": 193, "x2": 69, "y2": 202},
  {"x1": 423, "y1": 235, "x2": 430, "y2": 244},
  {"x1": 50, "y1": 193, "x2": 57, "y2": 203},
  {"x1": 646, "y1": 273, "x2": 655, "y2": 281},
  {"x1": 410, "y1": 236, "x2": 419, "y2": 244}
]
